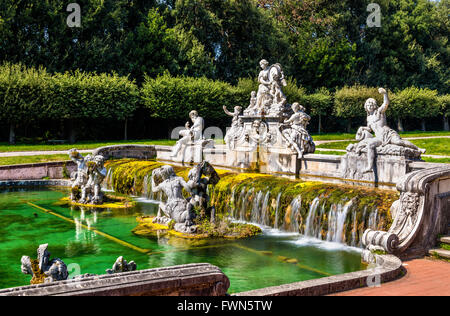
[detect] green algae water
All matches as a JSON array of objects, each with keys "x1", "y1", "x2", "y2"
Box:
[{"x1": 0, "y1": 188, "x2": 366, "y2": 293}]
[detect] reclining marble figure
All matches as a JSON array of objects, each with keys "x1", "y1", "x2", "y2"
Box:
[
  {"x1": 171, "y1": 110, "x2": 204, "y2": 157},
  {"x1": 347, "y1": 88, "x2": 425, "y2": 173}
]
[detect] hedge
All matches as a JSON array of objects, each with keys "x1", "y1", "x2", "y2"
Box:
[
  {"x1": 141, "y1": 74, "x2": 248, "y2": 121},
  {"x1": 0, "y1": 63, "x2": 448, "y2": 142}
]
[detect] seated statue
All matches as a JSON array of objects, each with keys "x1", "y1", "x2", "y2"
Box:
[
  {"x1": 244, "y1": 91, "x2": 257, "y2": 115},
  {"x1": 348, "y1": 88, "x2": 426, "y2": 173},
  {"x1": 255, "y1": 60, "x2": 287, "y2": 116},
  {"x1": 280, "y1": 103, "x2": 315, "y2": 158},
  {"x1": 151, "y1": 165, "x2": 197, "y2": 231},
  {"x1": 171, "y1": 110, "x2": 204, "y2": 157}
]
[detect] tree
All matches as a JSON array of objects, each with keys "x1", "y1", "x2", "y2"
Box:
[
  {"x1": 391, "y1": 87, "x2": 440, "y2": 131},
  {"x1": 0, "y1": 63, "x2": 50, "y2": 144},
  {"x1": 172, "y1": 0, "x2": 293, "y2": 83},
  {"x1": 334, "y1": 85, "x2": 383, "y2": 132}
]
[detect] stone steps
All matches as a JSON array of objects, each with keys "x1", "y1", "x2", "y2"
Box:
[
  {"x1": 441, "y1": 236, "x2": 450, "y2": 244},
  {"x1": 429, "y1": 249, "x2": 450, "y2": 259}
]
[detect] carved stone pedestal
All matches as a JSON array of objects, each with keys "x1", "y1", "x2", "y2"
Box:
[
  {"x1": 340, "y1": 152, "x2": 415, "y2": 185},
  {"x1": 170, "y1": 140, "x2": 215, "y2": 164}
]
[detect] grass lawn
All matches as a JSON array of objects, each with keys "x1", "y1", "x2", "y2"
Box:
[
  {"x1": 317, "y1": 138, "x2": 450, "y2": 156},
  {"x1": 0, "y1": 154, "x2": 69, "y2": 166},
  {"x1": 0, "y1": 139, "x2": 178, "y2": 153},
  {"x1": 311, "y1": 130, "x2": 450, "y2": 141}
]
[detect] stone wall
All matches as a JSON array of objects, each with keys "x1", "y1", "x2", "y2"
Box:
[
  {"x1": 93, "y1": 145, "x2": 157, "y2": 160},
  {"x1": 0, "y1": 161, "x2": 76, "y2": 181},
  {"x1": 0, "y1": 263, "x2": 230, "y2": 296}
]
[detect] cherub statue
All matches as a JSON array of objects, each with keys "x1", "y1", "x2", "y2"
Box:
[
  {"x1": 352, "y1": 88, "x2": 425, "y2": 173},
  {"x1": 280, "y1": 103, "x2": 315, "y2": 158},
  {"x1": 187, "y1": 161, "x2": 220, "y2": 220},
  {"x1": 151, "y1": 165, "x2": 196, "y2": 229},
  {"x1": 69, "y1": 149, "x2": 91, "y2": 201},
  {"x1": 79, "y1": 155, "x2": 107, "y2": 204}
]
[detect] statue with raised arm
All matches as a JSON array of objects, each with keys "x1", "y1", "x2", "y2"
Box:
[
  {"x1": 280, "y1": 103, "x2": 315, "y2": 158},
  {"x1": 223, "y1": 105, "x2": 243, "y2": 149},
  {"x1": 151, "y1": 165, "x2": 197, "y2": 232},
  {"x1": 348, "y1": 88, "x2": 425, "y2": 173},
  {"x1": 171, "y1": 110, "x2": 204, "y2": 157}
]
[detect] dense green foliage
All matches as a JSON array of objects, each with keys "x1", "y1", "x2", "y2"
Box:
[
  {"x1": 391, "y1": 87, "x2": 440, "y2": 121},
  {"x1": 141, "y1": 74, "x2": 248, "y2": 123},
  {"x1": 1, "y1": 0, "x2": 448, "y2": 91},
  {"x1": 1, "y1": 0, "x2": 449, "y2": 139}
]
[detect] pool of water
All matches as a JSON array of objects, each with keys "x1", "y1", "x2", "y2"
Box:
[{"x1": 0, "y1": 188, "x2": 366, "y2": 293}]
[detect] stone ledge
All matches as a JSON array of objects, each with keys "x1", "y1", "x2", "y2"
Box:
[
  {"x1": 0, "y1": 179, "x2": 71, "y2": 188},
  {"x1": 0, "y1": 263, "x2": 230, "y2": 296},
  {"x1": 92, "y1": 145, "x2": 157, "y2": 160},
  {"x1": 234, "y1": 255, "x2": 403, "y2": 296},
  {"x1": 0, "y1": 161, "x2": 76, "y2": 181}
]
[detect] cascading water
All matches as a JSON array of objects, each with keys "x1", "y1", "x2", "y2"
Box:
[
  {"x1": 104, "y1": 160, "x2": 396, "y2": 248},
  {"x1": 227, "y1": 185, "x2": 388, "y2": 247}
]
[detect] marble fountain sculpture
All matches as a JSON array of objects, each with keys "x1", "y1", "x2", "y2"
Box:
[
  {"x1": 69, "y1": 149, "x2": 107, "y2": 205},
  {"x1": 223, "y1": 59, "x2": 316, "y2": 173},
  {"x1": 151, "y1": 161, "x2": 220, "y2": 234},
  {"x1": 341, "y1": 88, "x2": 426, "y2": 183},
  {"x1": 170, "y1": 110, "x2": 214, "y2": 163}
]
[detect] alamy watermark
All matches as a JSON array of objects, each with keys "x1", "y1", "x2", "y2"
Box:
[
  {"x1": 367, "y1": 3, "x2": 382, "y2": 28},
  {"x1": 67, "y1": 3, "x2": 81, "y2": 28}
]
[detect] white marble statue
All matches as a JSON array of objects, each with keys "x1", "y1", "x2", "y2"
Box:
[
  {"x1": 280, "y1": 103, "x2": 315, "y2": 158},
  {"x1": 171, "y1": 110, "x2": 204, "y2": 157},
  {"x1": 349, "y1": 88, "x2": 426, "y2": 173},
  {"x1": 151, "y1": 165, "x2": 196, "y2": 232},
  {"x1": 21, "y1": 244, "x2": 68, "y2": 284},
  {"x1": 223, "y1": 105, "x2": 243, "y2": 149},
  {"x1": 79, "y1": 155, "x2": 107, "y2": 205},
  {"x1": 69, "y1": 149, "x2": 91, "y2": 201},
  {"x1": 255, "y1": 60, "x2": 287, "y2": 115}
]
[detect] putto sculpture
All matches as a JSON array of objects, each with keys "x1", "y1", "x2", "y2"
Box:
[
  {"x1": 345, "y1": 88, "x2": 425, "y2": 175},
  {"x1": 187, "y1": 161, "x2": 220, "y2": 221},
  {"x1": 69, "y1": 149, "x2": 107, "y2": 205},
  {"x1": 151, "y1": 162, "x2": 220, "y2": 233},
  {"x1": 21, "y1": 244, "x2": 68, "y2": 284}
]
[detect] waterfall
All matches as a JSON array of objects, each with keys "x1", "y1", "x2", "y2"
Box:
[
  {"x1": 251, "y1": 191, "x2": 264, "y2": 224},
  {"x1": 304, "y1": 197, "x2": 321, "y2": 237},
  {"x1": 274, "y1": 192, "x2": 282, "y2": 229},
  {"x1": 326, "y1": 200, "x2": 353, "y2": 243},
  {"x1": 350, "y1": 210, "x2": 358, "y2": 247},
  {"x1": 261, "y1": 191, "x2": 271, "y2": 226},
  {"x1": 283, "y1": 196, "x2": 301, "y2": 232}
]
